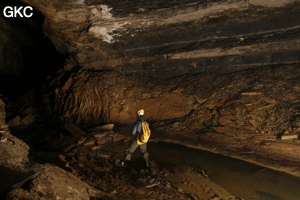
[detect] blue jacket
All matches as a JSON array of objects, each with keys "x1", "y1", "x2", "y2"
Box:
[{"x1": 132, "y1": 119, "x2": 148, "y2": 137}]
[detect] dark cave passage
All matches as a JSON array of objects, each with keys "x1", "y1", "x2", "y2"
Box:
[
  {"x1": 0, "y1": 0, "x2": 66, "y2": 96},
  {"x1": 0, "y1": 0, "x2": 67, "y2": 127}
]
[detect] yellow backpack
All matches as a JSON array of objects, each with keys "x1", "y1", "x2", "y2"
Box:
[{"x1": 137, "y1": 121, "x2": 151, "y2": 145}]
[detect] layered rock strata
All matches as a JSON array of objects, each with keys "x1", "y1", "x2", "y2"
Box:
[
  {"x1": 20, "y1": 0, "x2": 300, "y2": 78},
  {"x1": 48, "y1": 65, "x2": 300, "y2": 139}
]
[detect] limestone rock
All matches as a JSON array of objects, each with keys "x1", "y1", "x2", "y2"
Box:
[
  {"x1": 83, "y1": 137, "x2": 96, "y2": 146},
  {"x1": 100, "y1": 124, "x2": 114, "y2": 130},
  {"x1": 63, "y1": 122, "x2": 86, "y2": 138},
  {"x1": 22, "y1": 107, "x2": 36, "y2": 116},
  {"x1": 281, "y1": 135, "x2": 299, "y2": 140},
  {"x1": 20, "y1": 113, "x2": 35, "y2": 126},
  {"x1": 7, "y1": 116, "x2": 21, "y2": 127},
  {"x1": 87, "y1": 124, "x2": 114, "y2": 132},
  {"x1": 19, "y1": 0, "x2": 300, "y2": 78},
  {"x1": 110, "y1": 132, "x2": 126, "y2": 143},
  {"x1": 46, "y1": 65, "x2": 300, "y2": 139},
  {"x1": 93, "y1": 132, "x2": 110, "y2": 139},
  {"x1": 95, "y1": 136, "x2": 111, "y2": 145},
  {"x1": 86, "y1": 130, "x2": 126, "y2": 146},
  {"x1": 48, "y1": 69, "x2": 194, "y2": 126}
]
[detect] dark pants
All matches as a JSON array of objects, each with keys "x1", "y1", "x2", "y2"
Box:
[{"x1": 124, "y1": 140, "x2": 149, "y2": 167}]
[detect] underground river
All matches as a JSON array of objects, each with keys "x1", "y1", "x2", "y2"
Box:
[{"x1": 145, "y1": 142, "x2": 300, "y2": 200}]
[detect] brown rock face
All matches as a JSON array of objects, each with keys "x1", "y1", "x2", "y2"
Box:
[
  {"x1": 47, "y1": 65, "x2": 300, "y2": 138},
  {"x1": 48, "y1": 69, "x2": 194, "y2": 126},
  {"x1": 20, "y1": 0, "x2": 300, "y2": 78}
]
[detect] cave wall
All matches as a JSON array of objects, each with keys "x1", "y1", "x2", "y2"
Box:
[
  {"x1": 47, "y1": 68, "x2": 195, "y2": 126},
  {"x1": 47, "y1": 65, "x2": 300, "y2": 138},
  {"x1": 20, "y1": 0, "x2": 300, "y2": 78},
  {"x1": 0, "y1": 2, "x2": 66, "y2": 89},
  {"x1": 4, "y1": 0, "x2": 297, "y2": 135}
]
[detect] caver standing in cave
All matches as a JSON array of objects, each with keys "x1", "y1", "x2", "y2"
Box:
[{"x1": 120, "y1": 109, "x2": 150, "y2": 167}]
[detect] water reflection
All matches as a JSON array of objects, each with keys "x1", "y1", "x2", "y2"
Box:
[{"x1": 148, "y1": 142, "x2": 300, "y2": 200}]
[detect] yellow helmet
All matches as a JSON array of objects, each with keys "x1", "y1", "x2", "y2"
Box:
[{"x1": 137, "y1": 109, "x2": 144, "y2": 116}]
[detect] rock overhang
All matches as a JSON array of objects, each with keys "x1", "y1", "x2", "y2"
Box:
[{"x1": 17, "y1": 0, "x2": 300, "y2": 78}]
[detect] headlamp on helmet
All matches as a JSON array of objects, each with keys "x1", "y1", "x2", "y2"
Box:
[{"x1": 137, "y1": 109, "x2": 144, "y2": 116}]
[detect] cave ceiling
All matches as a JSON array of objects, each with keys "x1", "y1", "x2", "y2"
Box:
[{"x1": 19, "y1": 0, "x2": 300, "y2": 78}]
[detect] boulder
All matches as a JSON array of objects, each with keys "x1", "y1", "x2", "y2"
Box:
[
  {"x1": 83, "y1": 137, "x2": 96, "y2": 146},
  {"x1": 22, "y1": 107, "x2": 35, "y2": 116},
  {"x1": 63, "y1": 123, "x2": 86, "y2": 138},
  {"x1": 87, "y1": 124, "x2": 115, "y2": 132},
  {"x1": 281, "y1": 135, "x2": 299, "y2": 140},
  {"x1": 110, "y1": 132, "x2": 126, "y2": 143},
  {"x1": 93, "y1": 131, "x2": 126, "y2": 144},
  {"x1": 20, "y1": 113, "x2": 35, "y2": 126},
  {"x1": 7, "y1": 116, "x2": 21, "y2": 127}
]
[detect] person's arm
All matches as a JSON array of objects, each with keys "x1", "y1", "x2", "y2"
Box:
[
  {"x1": 132, "y1": 122, "x2": 138, "y2": 136},
  {"x1": 132, "y1": 120, "x2": 143, "y2": 136}
]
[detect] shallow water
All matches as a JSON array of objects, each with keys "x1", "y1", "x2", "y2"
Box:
[{"x1": 147, "y1": 142, "x2": 300, "y2": 200}]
